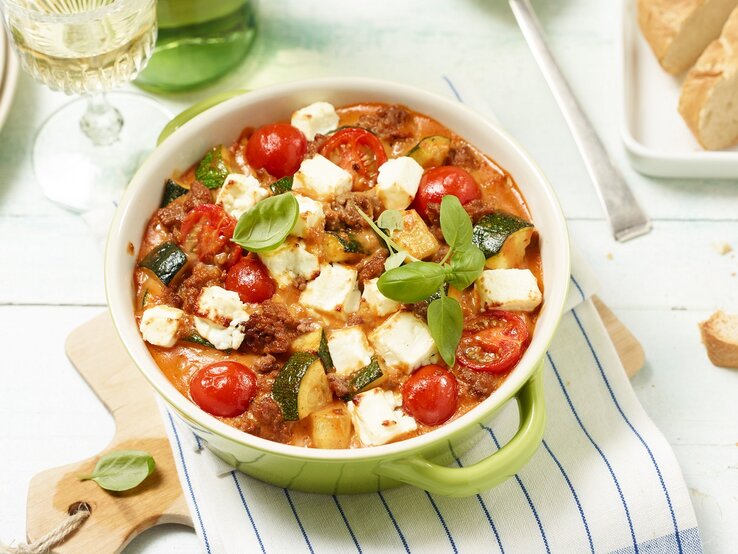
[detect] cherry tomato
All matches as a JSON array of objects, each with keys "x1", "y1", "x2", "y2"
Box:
[
  {"x1": 190, "y1": 361, "x2": 258, "y2": 418},
  {"x1": 246, "y1": 123, "x2": 307, "y2": 178},
  {"x1": 456, "y1": 311, "x2": 530, "y2": 373},
  {"x1": 319, "y1": 128, "x2": 388, "y2": 189},
  {"x1": 224, "y1": 256, "x2": 276, "y2": 303},
  {"x1": 412, "y1": 165, "x2": 481, "y2": 220},
  {"x1": 179, "y1": 204, "x2": 241, "y2": 266},
  {"x1": 402, "y1": 365, "x2": 459, "y2": 426}
]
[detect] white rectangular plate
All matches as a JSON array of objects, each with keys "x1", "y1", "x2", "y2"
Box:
[{"x1": 620, "y1": 0, "x2": 738, "y2": 179}]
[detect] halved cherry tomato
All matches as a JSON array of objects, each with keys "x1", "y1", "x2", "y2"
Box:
[
  {"x1": 456, "y1": 311, "x2": 529, "y2": 373},
  {"x1": 246, "y1": 123, "x2": 307, "y2": 178},
  {"x1": 402, "y1": 365, "x2": 459, "y2": 426},
  {"x1": 224, "y1": 256, "x2": 276, "y2": 303},
  {"x1": 179, "y1": 204, "x2": 241, "y2": 266},
  {"x1": 190, "y1": 361, "x2": 258, "y2": 418},
  {"x1": 412, "y1": 165, "x2": 481, "y2": 220},
  {"x1": 319, "y1": 128, "x2": 388, "y2": 190}
]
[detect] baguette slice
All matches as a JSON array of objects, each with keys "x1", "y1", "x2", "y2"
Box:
[
  {"x1": 699, "y1": 310, "x2": 738, "y2": 368},
  {"x1": 679, "y1": 6, "x2": 738, "y2": 150},
  {"x1": 638, "y1": 0, "x2": 738, "y2": 74}
]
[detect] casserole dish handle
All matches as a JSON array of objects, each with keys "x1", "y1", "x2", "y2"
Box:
[{"x1": 376, "y1": 367, "x2": 545, "y2": 497}]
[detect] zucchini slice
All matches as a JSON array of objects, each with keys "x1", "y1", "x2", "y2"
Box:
[
  {"x1": 322, "y1": 231, "x2": 364, "y2": 263},
  {"x1": 272, "y1": 352, "x2": 332, "y2": 421},
  {"x1": 290, "y1": 329, "x2": 334, "y2": 371},
  {"x1": 195, "y1": 145, "x2": 229, "y2": 189},
  {"x1": 407, "y1": 135, "x2": 451, "y2": 168},
  {"x1": 182, "y1": 332, "x2": 216, "y2": 349},
  {"x1": 160, "y1": 179, "x2": 188, "y2": 207},
  {"x1": 342, "y1": 358, "x2": 384, "y2": 400},
  {"x1": 472, "y1": 213, "x2": 534, "y2": 268},
  {"x1": 139, "y1": 242, "x2": 188, "y2": 286},
  {"x1": 270, "y1": 176, "x2": 293, "y2": 195},
  {"x1": 308, "y1": 402, "x2": 352, "y2": 449}
]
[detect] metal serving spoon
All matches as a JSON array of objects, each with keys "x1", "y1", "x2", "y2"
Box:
[{"x1": 508, "y1": 0, "x2": 651, "y2": 242}]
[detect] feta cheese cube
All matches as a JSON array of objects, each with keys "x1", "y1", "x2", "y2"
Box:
[
  {"x1": 376, "y1": 156, "x2": 424, "y2": 210},
  {"x1": 139, "y1": 305, "x2": 184, "y2": 348},
  {"x1": 258, "y1": 239, "x2": 320, "y2": 287},
  {"x1": 347, "y1": 388, "x2": 417, "y2": 446},
  {"x1": 291, "y1": 102, "x2": 339, "y2": 140},
  {"x1": 194, "y1": 316, "x2": 248, "y2": 351},
  {"x1": 196, "y1": 286, "x2": 249, "y2": 326},
  {"x1": 327, "y1": 326, "x2": 374, "y2": 376},
  {"x1": 299, "y1": 263, "x2": 360, "y2": 313},
  {"x1": 292, "y1": 155, "x2": 353, "y2": 200},
  {"x1": 216, "y1": 173, "x2": 270, "y2": 220},
  {"x1": 476, "y1": 269, "x2": 542, "y2": 312},
  {"x1": 291, "y1": 194, "x2": 325, "y2": 237},
  {"x1": 361, "y1": 278, "x2": 400, "y2": 317},
  {"x1": 369, "y1": 312, "x2": 438, "y2": 372}
]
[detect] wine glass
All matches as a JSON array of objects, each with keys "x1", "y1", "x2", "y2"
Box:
[{"x1": 0, "y1": 0, "x2": 171, "y2": 213}]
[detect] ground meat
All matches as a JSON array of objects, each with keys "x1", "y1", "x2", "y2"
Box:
[
  {"x1": 327, "y1": 374, "x2": 351, "y2": 398},
  {"x1": 430, "y1": 244, "x2": 450, "y2": 264},
  {"x1": 455, "y1": 365, "x2": 504, "y2": 398},
  {"x1": 177, "y1": 263, "x2": 224, "y2": 312},
  {"x1": 424, "y1": 202, "x2": 444, "y2": 241},
  {"x1": 357, "y1": 105, "x2": 414, "y2": 143},
  {"x1": 411, "y1": 300, "x2": 429, "y2": 319},
  {"x1": 296, "y1": 319, "x2": 320, "y2": 334},
  {"x1": 448, "y1": 143, "x2": 481, "y2": 170},
  {"x1": 346, "y1": 313, "x2": 364, "y2": 326},
  {"x1": 463, "y1": 199, "x2": 496, "y2": 223},
  {"x1": 240, "y1": 302, "x2": 298, "y2": 354},
  {"x1": 155, "y1": 181, "x2": 213, "y2": 230},
  {"x1": 356, "y1": 248, "x2": 389, "y2": 283},
  {"x1": 306, "y1": 133, "x2": 329, "y2": 157},
  {"x1": 252, "y1": 354, "x2": 279, "y2": 374},
  {"x1": 238, "y1": 396, "x2": 290, "y2": 443},
  {"x1": 325, "y1": 191, "x2": 382, "y2": 231}
]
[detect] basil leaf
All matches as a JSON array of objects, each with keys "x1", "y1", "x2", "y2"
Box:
[
  {"x1": 427, "y1": 293, "x2": 463, "y2": 367},
  {"x1": 384, "y1": 251, "x2": 407, "y2": 271},
  {"x1": 376, "y1": 209, "x2": 403, "y2": 232},
  {"x1": 270, "y1": 175, "x2": 293, "y2": 195},
  {"x1": 440, "y1": 194, "x2": 473, "y2": 252},
  {"x1": 377, "y1": 262, "x2": 447, "y2": 303},
  {"x1": 195, "y1": 146, "x2": 229, "y2": 189},
  {"x1": 356, "y1": 207, "x2": 408, "y2": 258},
  {"x1": 447, "y1": 245, "x2": 486, "y2": 290},
  {"x1": 232, "y1": 193, "x2": 299, "y2": 252},
  {"x1": 79, "y1": 450, "x2": 155, "y2": 492}
]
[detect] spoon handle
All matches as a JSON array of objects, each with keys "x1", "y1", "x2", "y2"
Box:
[{"x1": 508, "y1": 0, "x2": 651, "y2": 242}]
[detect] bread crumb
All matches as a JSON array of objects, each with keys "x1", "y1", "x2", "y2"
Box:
[
  {"x1": 699, "y1": 311, "x2": 738, "y2": 369},
  {"x1": 606, "y1": 252, "x2": 614, "y2": 260},
  {"x1": 712, "y1": 241, "x2": 733, "y2": 255}
]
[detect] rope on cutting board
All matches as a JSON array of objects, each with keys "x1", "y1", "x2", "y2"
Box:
[{"x1": 0, "y1": 503, "x2": 90, "y2": 554}]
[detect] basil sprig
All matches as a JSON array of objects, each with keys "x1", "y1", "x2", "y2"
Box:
[
  {"x1": 232, "y1": 193, "x2": 299, "y2": 252},
  {"x1": 377, "y1": 195, "x2": 486, "y2": 366},
  {"x1": 427, "y1": 289, "x2": 464, "y2": 367},
  {"x1": 79, "y1": 450, "x2": 156, "y2": 492},
  {"x1": 356, "y1": 207, "x2": 412, "y2": 270}
]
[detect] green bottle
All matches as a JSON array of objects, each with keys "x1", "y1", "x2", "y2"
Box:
[{"x1": 136, "y1": 0, "x2": 256, "y2": 92}]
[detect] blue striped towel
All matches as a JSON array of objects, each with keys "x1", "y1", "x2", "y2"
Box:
[
  {"x1": 161, "y1": 246, "x2": 702, "y2": 554},
  {"x1": 160, "y1": 78, "x2": 703, "y2": 553}
]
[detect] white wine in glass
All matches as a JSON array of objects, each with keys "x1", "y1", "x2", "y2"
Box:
[{"x1": 0, "y1": 0, "x2": 171, "y2": 212}]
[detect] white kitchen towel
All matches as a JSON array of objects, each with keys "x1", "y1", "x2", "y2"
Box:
[{"x1": 160, "y1": 76, "x2": 703, "y2": 553}]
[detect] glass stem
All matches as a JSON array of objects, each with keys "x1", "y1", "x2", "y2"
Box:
[{"x1": 80, "y1": 93, "x2": 124, "y2": 147}]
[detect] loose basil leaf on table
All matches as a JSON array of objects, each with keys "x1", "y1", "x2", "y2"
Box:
[
  {"x1": 439, "y1": 195, "x2": 473, "y2": 252},
  {"x1": 232, "y1": 193, "x2": 299, "y2": 252},
  {"x1": 79, "y1": 450, "x2": 156, "y2": 492},
  {"x1": 447, "y1": 245, "x2": 486, "y2": 290},
  {"x1": 377, "y1": 262, "x2": 447, "y2": 303},
  {"x1": 427, "y1": 291, "x2": 464, "y2": 367}
]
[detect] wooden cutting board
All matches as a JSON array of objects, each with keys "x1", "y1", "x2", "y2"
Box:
[{"x1": 25, "y1": 297, "x2": 643, "y2": 552}]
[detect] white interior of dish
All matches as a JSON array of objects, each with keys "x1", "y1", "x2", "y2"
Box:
[{"x1": 105, "y1": 78, "x2": 569, "y2": 461}]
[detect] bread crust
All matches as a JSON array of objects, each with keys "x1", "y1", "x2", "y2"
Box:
[
  {"x1": 679, "y1": 6, "x2": 738, "y2": 149},
  {"x1": 699, "y1": 310, "x2": 738, "y2": 369}
]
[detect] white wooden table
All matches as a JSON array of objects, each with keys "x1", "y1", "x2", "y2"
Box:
[{"x1": 1, "y1": 1, "x2": 736, "y2": 552}]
